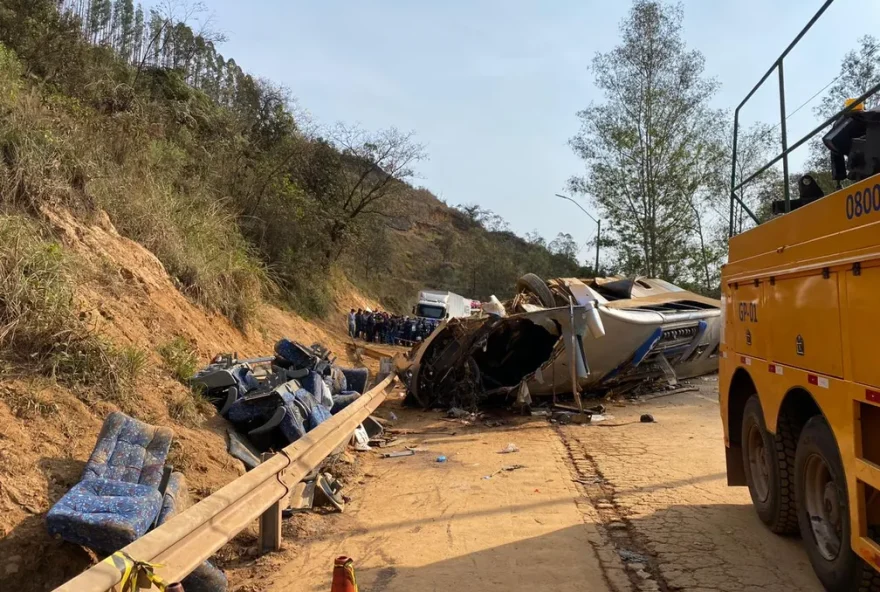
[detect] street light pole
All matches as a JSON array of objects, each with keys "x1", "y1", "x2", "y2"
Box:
[{"x1": 555, "y1": 194, "x2": 601, "y2": 274}]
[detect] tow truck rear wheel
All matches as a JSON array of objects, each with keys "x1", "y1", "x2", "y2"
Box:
[
  {"x1": 795, "y1": 416, "x2": 880, "y2": 592},
  {"x1": 741, "y1": 396, "x2": 798, "y2": 534}
]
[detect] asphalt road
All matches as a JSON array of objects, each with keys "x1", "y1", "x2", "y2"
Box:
[{"x1": 560, "y1": 377, "x2": 823, "y2": 592}]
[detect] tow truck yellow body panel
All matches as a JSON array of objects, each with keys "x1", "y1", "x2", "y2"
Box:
[{"x1": 720, "y1": 172, "x2": 880, "y2": 571}]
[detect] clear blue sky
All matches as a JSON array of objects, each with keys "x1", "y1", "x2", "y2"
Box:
[{"x1": 174, "y1": 0, "x2": 879, "y2": 264}]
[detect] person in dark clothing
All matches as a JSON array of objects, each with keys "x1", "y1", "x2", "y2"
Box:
[
  {"x1": 366, "y1": 313, "x2": 376, "y2": 343},
  {"x1": 355, "y1": 309, "x2": 364, "y2": 340}
]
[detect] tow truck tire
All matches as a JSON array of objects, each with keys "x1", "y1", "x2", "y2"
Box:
[
  {"x1": 516, "y1": 273, "x2": 555, "y2": 308},
  {"x1": 795, "y1": 416, "x2": 880, "y2": 592},
  {"x1": 741, "y1": 396, "x2": 799, "y2": 534}
]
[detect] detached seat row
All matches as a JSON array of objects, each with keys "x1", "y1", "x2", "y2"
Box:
[
  {"x1": 191, "y1": 339, "x2": 370, "y2": 453},
  {"x1": 46, "y1": 412, "x2": 226, "y2": 592},
  {"x1": 45, "y1": 339, "x2": 371, "y2": 590}
]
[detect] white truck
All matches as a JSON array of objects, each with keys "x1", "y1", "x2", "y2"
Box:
[{"x1": 415, "y1": 290, "x2": 473, "y2": 320}]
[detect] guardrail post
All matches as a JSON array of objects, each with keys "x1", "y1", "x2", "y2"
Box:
[{"x1": 259, "y1": 452, "x2": 283, "y2": 553}]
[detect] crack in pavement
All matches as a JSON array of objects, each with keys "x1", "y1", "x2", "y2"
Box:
[{"x1": 558, "y1": 427, "x2": 668, "y2": 592}]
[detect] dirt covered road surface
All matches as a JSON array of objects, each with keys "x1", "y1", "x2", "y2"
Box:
[{"x1": 228, "y1": 378, "x2": 824, "y2": 592}]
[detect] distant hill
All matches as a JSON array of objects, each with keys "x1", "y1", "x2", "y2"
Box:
[{"x1": 341, "y1": 186, "x2": 585, "y2": 312}]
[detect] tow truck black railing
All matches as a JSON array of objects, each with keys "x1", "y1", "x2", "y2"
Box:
[{"x1": 729, "y1": 0, "x2": 880, "y2": 236}]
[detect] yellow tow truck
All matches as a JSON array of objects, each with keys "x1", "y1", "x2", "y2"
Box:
[{"x1": 720, "y1": 1, "x2": 880, "y2": 590}]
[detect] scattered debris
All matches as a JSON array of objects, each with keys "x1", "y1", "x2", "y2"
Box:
[
  {"x1": 640, "y1": 414, "x2": 656, "y2": 423},
  {"x1": 499, "y1": 443, "x2": 519, "y2": 454},
  {"x1": 553, "y1": 403, "x2": 606, "y2": 415},
  {"x1": 552, "y1": 411, "x2": 574, "y2": 425},
  {"x1": 388, "y1": 428, "x2": 454, "y2": 436},
  {"x1": 362, "y1": 416, "x2": 385, "y2": 438},
  {"x1": 447, "y1": 407, "x2": 472, "y2": 419},
  {"x1": 640, "y1": 386, "x2": 698, "y2": 401},
  {"x1": 436, "y1": 455, "x2": 447, "y2": 463},
  {"x1": 369, "y1": 436, "x2": 398, "y2": 448},
  {"x1": 483, "y1": 464, "x2": 527, "y2": 479},
  {"x1": 381, "y1": 450, "x2": 415, "y2": 459},
  {"x1": 193, "y1": 338, "x2": 373, "y2": 456},
  {"x1": 440, "y1": 417, "x2": 472, "y2": 425},
  {"x1": 551, "y1": 410, "x2": 595, "y2": 425},
  {"x1": 352, "y1": 425, "x2": 372, "y2": 451},
  {"x1": 618, "y1": 549, "x2": 649, "y2": 563},
  {"x1": 286, "y1": 481, "x2": 317, "y2": 515},
  {"x1": 389, "y1": 412, "x2": 398, "y2": 421},
  {"x1": 314, "y1": 473, "x2": 346, "y2": 512}
]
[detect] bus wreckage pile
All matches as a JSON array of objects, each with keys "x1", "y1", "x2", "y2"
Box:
[{"x1": 400, "y1": 274, "x2": 722, "y2": 411}]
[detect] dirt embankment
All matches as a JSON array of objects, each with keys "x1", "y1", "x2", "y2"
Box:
[{"x1": 0, "y1": 208, "x2": 379, "y2": 591}]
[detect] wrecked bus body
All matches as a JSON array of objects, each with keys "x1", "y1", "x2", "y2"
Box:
[
  {"x1": 402, "y1": 275, "x2": 720, "y2": 409},
  {"x1": 404, "y1": 305, "x2": 599, "y2": 410},
  {"x1": 525, "y1": 277, "x2": 721, "y2": 395}
]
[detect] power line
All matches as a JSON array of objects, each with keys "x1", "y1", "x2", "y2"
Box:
[
  {"x1": 781, "y1": 73, "x2": 841, "y2": 124},
  {"x1": 740, "y1": 72, "x2": 842, "y2": 167}
]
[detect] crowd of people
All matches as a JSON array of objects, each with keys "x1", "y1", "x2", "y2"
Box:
[{"x1": 347, "y1": 309, "x2": 440, "y2": 346}]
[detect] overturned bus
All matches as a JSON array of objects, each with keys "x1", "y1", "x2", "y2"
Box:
[{"x1": 401, "y1": 275, "x2": 720, "y2": 409}]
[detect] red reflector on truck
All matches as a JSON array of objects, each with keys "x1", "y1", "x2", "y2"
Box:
[{"x1": 808, "y1": 374, "x2": 829, "y2": 389}]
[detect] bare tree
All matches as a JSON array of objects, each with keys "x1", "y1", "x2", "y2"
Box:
[
  {"x1": 325, "y1": 124, "x2": 427, "y2": 259},
  {"x1": 454, "y1": 203, "x2": 509, "y2": 232}
]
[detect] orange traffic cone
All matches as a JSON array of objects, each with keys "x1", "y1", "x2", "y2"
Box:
[{"x1": 330, "y1": 556, "x2": 358, "y2": 592}]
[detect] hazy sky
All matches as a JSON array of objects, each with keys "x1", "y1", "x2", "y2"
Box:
[{"x1": 171, "y1": 0, "x2": 879, "y2": 265}]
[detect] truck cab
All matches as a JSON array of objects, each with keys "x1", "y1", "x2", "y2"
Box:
[{"x1": 415, "y1": 290, "x2": 473, "y2": 320}]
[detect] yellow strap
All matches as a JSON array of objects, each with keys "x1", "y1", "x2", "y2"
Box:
[
  {"x1": 102, "y1": 551, "x2": 168, "y2": 591},
  {"x1": 342, "y1": 558, "x2": 358, "y2": 591}
]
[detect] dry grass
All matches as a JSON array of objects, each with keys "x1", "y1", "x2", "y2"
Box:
[
  {"x1": 0, "y1": 42, "x2": 266, "y2": 330},
  {"x1": 158, "y1": 336, "x2": 199, "y2": 383},
  {"x1": 167, "y1": 391, "x2": 213, "y2": 427},
  {"x1": 0, "y1": 215, "x2": 146, "y2": 403},
  {"x1": 0, "y1": 386, "x2": 59, "y2": 419},
  {"x1": 88, "y1": 137, "x2": 267, "y2": 330}
]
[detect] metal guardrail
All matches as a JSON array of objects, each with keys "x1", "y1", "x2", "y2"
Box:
[
  {"x1": 53, "y1": 373, "x2": 397, "y2": 592},
  {"x1": 727, "y1": 0, "x2": 880, "y2": 235}
]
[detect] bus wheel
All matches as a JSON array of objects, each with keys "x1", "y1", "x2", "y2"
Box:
[
  {"x1": 515, "y1": 274, "x2": 555, "y2": 308},
  {"x1": 741, "y1": 396, "x2": 798, "y2": 533},
  {"x1": 795, "y1": 415, "x2": 879, "y2": 591}
]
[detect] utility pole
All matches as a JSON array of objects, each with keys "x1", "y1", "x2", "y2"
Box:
[{"x1": 555, "y1": 194, "x2": 601, "y2": 274}]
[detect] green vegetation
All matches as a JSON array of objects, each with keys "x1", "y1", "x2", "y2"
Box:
[
  {"x1": 167, "y1": 390, "x2": 212, "y2": 427},
  {"x1": 568, "y1": 1, "x2": 880, "y2": 295},
  {"x1": 0, "y1": 0, "x2": 877, "y2": 329},
  {"x1": 0, "y1": 0, "x2": 586, "y2": 326},
  {"x1": 158, "y1": 336, "x2": 199, "y2": 383},
  {"x1": 0, "y1": 215, "x2": 146, "y2": 403}
]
